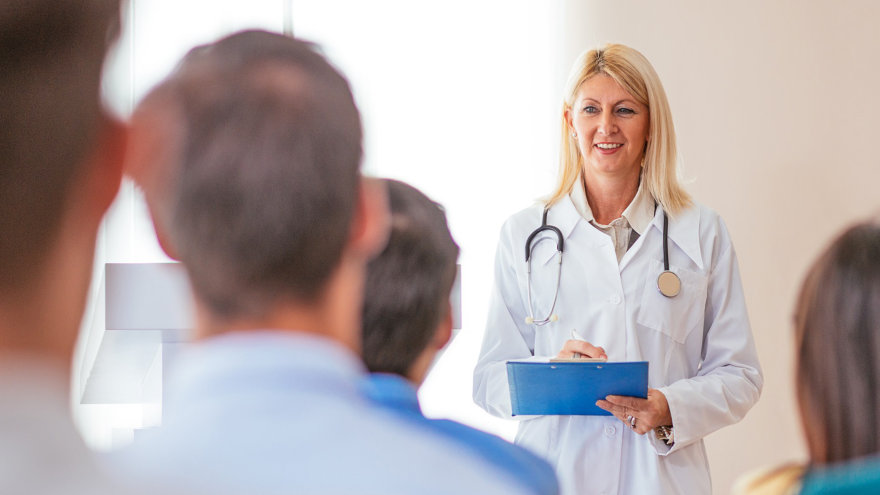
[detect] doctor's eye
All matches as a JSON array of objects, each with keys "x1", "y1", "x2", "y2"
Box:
[
  {"x1": 616, "y1": 107, "x2": 636, "y2": 115},
  {"x1": 582, "y1": 105, "x2": 599, "y2": 114}
]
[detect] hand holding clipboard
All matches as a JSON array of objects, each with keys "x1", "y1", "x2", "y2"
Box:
[
  {"x1": 506, "y1": 359, "x2": 648, "y2": 416},
  {"x1": 508, "y1": 330, "x2": 646, "y2": 416},
  {"x1": 507, "y1": 329, "x2": 673, "y2": 438},
  {"x1": 556, "y1": 329, "x2": 608, "y2": 361}
]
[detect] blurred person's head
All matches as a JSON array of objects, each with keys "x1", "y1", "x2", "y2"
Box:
[
  {"x1": 548, "y1": 43, "x2": 691, "y2": 215},
  {"x1": 794, "y1": 218, "x2": 880, "y2": 464},
  {"x1": 127, "y1": 30, "x2": 387, "y2": 349},
  {"x1": 0, "y1": 0, "x2": 124, "y2": 359},
  {"x1": 361, "y1": 179, "x2": 459, "y2": 385}
]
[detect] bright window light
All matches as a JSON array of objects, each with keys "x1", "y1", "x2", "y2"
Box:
[{"x1": 78, "y1": 0, "x2": 564, "y2": 448}]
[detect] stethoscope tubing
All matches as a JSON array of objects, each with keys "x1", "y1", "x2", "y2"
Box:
[{"x1": 523, "y1": 204, "x2": 680, "y2": 326}]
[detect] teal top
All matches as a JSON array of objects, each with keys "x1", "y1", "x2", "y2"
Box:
[{"x1": 801, "y1": 455, "x2": 880, "y2": 495}]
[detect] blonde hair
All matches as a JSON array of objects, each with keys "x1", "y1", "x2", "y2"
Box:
[{"x1": 546, "y1": 44, "x2": 692, "y2": 215}]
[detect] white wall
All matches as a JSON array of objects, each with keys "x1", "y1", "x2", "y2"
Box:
[{"x1": 562, "y1": 0, "x2": 880, "y2": 492}]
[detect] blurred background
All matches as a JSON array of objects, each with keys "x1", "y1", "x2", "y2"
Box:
[{"x1": 73, "y1": 1, "x2": 880, "y2": 493}]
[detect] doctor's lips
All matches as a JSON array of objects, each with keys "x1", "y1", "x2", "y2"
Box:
[{"x1": 594, "y1": 142, "x2": 623, "y2": 154}]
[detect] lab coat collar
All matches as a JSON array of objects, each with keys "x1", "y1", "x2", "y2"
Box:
[
  {"x1": 647, "y1": 204, "x2": 704, "y2": 270},
  {"x1": 569, "y1": 174, "x2": 655, "y2": 235},
  {"x1": 545, "y1": 194, "x2": 584, "y2": 242},
  {"x1": 555, "y1": 186, "x2": 703, "y2": 270}
]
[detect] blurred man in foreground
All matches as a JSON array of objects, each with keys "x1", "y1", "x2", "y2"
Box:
[
  {"x1": 0, "y1": 0, "x2": 129, "y2": 493},
  {"x1": 122, "y1": 30, "x2": 531, "y2": 495}
]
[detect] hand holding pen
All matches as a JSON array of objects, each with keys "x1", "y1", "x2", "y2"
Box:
[{"x1": 554, "y1": 329, "x2": 608, "y2": 361}]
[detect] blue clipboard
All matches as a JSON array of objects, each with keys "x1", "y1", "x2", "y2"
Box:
[{"x1": 506, "y1": 360, "x2": 649, "y2": 416}]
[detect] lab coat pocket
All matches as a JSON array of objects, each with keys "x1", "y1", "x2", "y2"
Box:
[{"x1": 635, "y1": 259, "x2": 708, "y2": 344}]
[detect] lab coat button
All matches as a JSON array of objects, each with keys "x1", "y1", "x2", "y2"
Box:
[
  {"x1": 609, "y1": 295, "x2": 621, "y2": 305},
  {"x1": 604, "y1": 426, "x2": 615, "y2": 436}
]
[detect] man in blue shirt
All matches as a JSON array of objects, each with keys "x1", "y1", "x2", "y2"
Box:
[
  {"x1": 361, "y1": 179, "x2": 559, "y2": 495},
  {"x1": 120, "y1": 30, "x2": 531, "y2": 495}
]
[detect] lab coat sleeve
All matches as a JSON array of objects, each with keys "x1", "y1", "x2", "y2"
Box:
[
  {"x1": 654, "y1": 221, "x2": 763, "y2": 454},
  {"x1": 473, "y1": 222, "x2": 538, "y2": 419}
]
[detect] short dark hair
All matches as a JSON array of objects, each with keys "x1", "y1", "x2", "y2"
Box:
[
  {"x1": 137, "y1": 30, "x2": 362, "y2": 318},
  {"x1": 795, "y1": 219, "x2": 880, "y2": 464},
  {"x1": 0, "y1": 0, "x2": 120, "y2": 288},
  {"x1": 361, "y1": 179, "x2": 459, "y2": 376}
]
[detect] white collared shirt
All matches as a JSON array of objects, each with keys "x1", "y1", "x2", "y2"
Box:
[{"x1": 569, "y1": 175, "x2": 656, "y2": 263}]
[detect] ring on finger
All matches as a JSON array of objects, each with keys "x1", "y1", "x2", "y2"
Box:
[{"x1": 627, "y1": 415, "x2": 636, "y2": 429}]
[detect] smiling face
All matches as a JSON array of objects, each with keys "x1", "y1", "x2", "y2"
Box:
[{"x1": 567, "y1": 74, "x2": 649, "y2": 182}]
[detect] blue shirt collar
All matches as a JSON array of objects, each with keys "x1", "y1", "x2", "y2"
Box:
[
  {"x1": 362, "y1": 373, "x2": 422, "y2": 414},
  {"x1": 166, "y1": 330, "x2": 368, "y2": 409}
]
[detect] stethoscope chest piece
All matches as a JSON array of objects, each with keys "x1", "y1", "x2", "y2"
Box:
[
  {"x1": 656, "y1": 211, "x2": 680, "y2": 298},
  {"x1": 657, "y1": 270, "x2": 681, "y2": 298}
]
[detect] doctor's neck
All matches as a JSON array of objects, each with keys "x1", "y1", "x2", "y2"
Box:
[{"x1": 582, "y1": 168, "x2": 640, "y2": 225}]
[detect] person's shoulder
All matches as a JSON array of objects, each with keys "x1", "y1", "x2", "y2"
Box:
[
  {"x1": 427, "y1": 417, "x2": 538, "y2": 462},
  {"x1": 495, "y1": 203, "x2": 546, "y2": 259},
  {"x1": 732, "y1": 463, "x2": 804, "y2": 495},
  {"x1": 424, "y1": 418, "x2": 558, "y2": 495},
  {"x1": 502, "y1": 203, "x2": 544, "y2": 232},
  {"x1": 675, "y1": 201, "x2": 723, "y2": 230},
  {"x1": 802, "y1": 455, "x2": 880, "y2": 495},
  {"x1": 120, "y1": 391, "x2": 532, "y2": 495},
  {"x1": 678, "y1": 201, "x2": 736, "y2": 246},
  {"x1": 667, "y1": 201, "x2": 741, "y2": 271},
  {"x1": 356, "y1": 406, "x2": 535, "y2": 495}
]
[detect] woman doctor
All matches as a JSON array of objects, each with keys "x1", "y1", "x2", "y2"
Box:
[{"x1": 473, "y1": 44, "x2": 763, "y2": 495}]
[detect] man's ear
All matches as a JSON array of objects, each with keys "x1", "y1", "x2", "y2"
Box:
[
  {"x1": 80, "y1": 116, "x2": 126, "y2": 222},
  {"x1": 145, "y1": 199, "x2": 180, "y2": 261},
  {"x1": 125, "y1": 106, "x2": 181, "y2": 260},
  {"x1": 348, "y1": 177, "x2": 390, "y2": 260},
  {"x1": 432, "y1": 302, "x2": 454, "y2": 350}
]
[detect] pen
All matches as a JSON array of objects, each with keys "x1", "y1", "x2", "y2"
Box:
[
  {"x1": 570, "y1": 329, "x2": 583, "y2": 359},
  {"x1": 569, "y1": 329, "x2": 608, "y2": 361}
]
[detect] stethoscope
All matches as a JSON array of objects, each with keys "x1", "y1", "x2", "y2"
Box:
[{"x1": 524, "y1": 206, "x2": 681, "y2": 326}]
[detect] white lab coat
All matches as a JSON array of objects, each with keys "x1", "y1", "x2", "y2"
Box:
[{"x1": 474, "y1": 195, "x2": 763, "y2": 495}]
